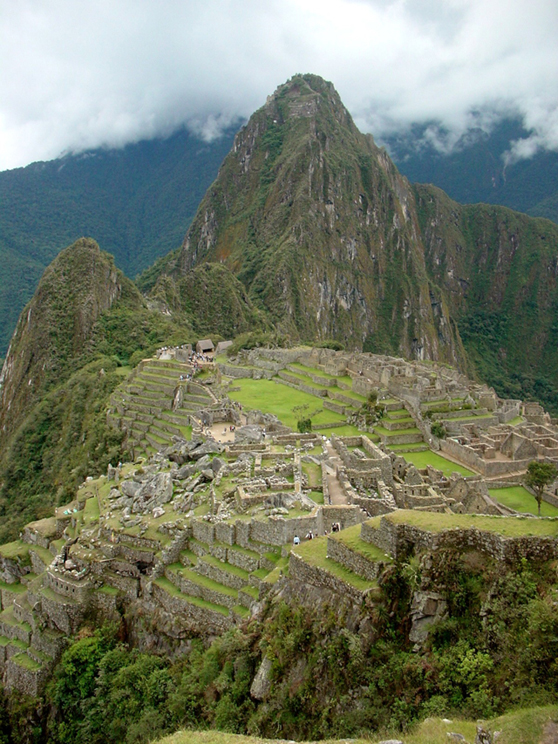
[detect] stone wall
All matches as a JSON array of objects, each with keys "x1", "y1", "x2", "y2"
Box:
[
  {"x1": 440, "y1": 438, "x2": 531, "y2": 477},
  {"x1": 250, "y1": 515, "x2": 320, "y2": 546},
  {"x1": 326, "y1": 537, "x2": 387, "y2": 581},
  {"x1": 4, "y1": 658, "x2": 50, "y2": 697},
  {"x1": 45, "y1": 571, "x2": 91, "y2": 602},
  {"x1": 288, "y1": 552, "x2": 366, "y2": 604},
  {"x1": 152, "y1": 581, "x2": 233, "y2": 635},
  {"x1": 40, "y1": 592, "x2": 85, "y2": 635},
  {"x1": 321, "y1": 505, "x2": 365, "y2": 532},
  {"x1": 192, "y1": 520, "x2": 215, "y2": 544},
  {"x1": 361, "y1": 515, "x2": 558, "y2": 564}
]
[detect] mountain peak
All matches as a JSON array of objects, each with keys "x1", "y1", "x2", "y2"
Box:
[{"x1": 173, "y1": 75, "x2": 466, "y2": 369}]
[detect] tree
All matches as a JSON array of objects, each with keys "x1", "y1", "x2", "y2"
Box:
[{"x1": 525, "y1": 461, "x2": 558, "y2": 516}]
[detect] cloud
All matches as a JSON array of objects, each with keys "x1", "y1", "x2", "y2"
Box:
[{"x1": 1, "y1": 0, "x2": 557, "y2": 170}]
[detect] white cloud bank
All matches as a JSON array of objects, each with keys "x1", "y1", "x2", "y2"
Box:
[{"x1": 1, "y1": 0, "x2": 557, "y2": 170}]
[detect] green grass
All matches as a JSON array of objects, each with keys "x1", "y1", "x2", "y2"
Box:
[
  {"x1": 200, "y1": 555, "x2": 250, "y2": 581},
  {"x1": 0, "y1": 541, "x2": 31, "y2": 562},
  {"x1": 114, "y1": 365, "x2": 132, "y2": 377},
  {"x1": 400, "y1": 450, "x2": 475, "y2": 477},
  {"x1": 314, "y1": 425, "x2": 363, "y2": 437},
  {"x1": 96, "y1": 585, "x2": 119, "y2": 595},
  {"x1": 0, "y1": 580, "x2": 27, "y2": 594},
  {"x1": 308, "y1": 490, "x2": 324, "y2": 504},
  {"x1": 40, "y1": 585, "x2": 78, "y2": 604},
  {"x1": 331, "y1": 524, "x2": 392, "y2": 562},
  {"x1": 292, "y1": 537, "x2": 378, "y2": 592},
  {"x1": 507, "y1": 415, "x2": 525, "y2": 426},
  {"x1": 374, "y1": 425, "x2": 421, "y2": 437},
  {"x1": 389, "y1": 442, "x2": 428, "y2": 451},
  {"x1": 153, "y1": 704, "x2": 558, "y2": 743},
  {"x1": 154, "y1": 577, "x2": 230, "y2": 616},
  {"x1": 381, "y1": 509, "x2": 558, "y2": 537},
  {"x1": 227, "y1": 378, "x2": 344, "y2": 429},
  {"x1": 12, "y1": 652, "x2": 41, "y2": 670},
  {"x1": 28, "y1": 544, "x2": 54, "y2": 566},
  {"x1": 330, "y1": 388, "x2": 367, "y2": 403},
  {"x1": 168, "y1": 565, "x2": 239, "y2": 598},
  {"x1": 489, "y1": 486, "x2": 558, "y2": 517},
  {"x1": 288, "y1": 363, "x2": 338, "y2": 380},
  {"x1": 301, "y1": 461, "x2": 321, "y2": 488},
  {"x1": 83, "y1": 495, "x2": 100, "y2": 524}
]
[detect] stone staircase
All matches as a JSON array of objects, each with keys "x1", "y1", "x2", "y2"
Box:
[
  {"x1": 108, "y1": 358, "x2": 216, "y2": 457},
  {"x1": 421, "y1": 398, "x2": 497, "y2": 434},
  {"x1": 153, "y1": 527, "x2": 288, "y2": 631},
  {"x1": 0, "y1": 572, "x2": 65, "y2": 696},
  {"x1": 373, "y1": 404, "x2": 426, "y2": 450}
]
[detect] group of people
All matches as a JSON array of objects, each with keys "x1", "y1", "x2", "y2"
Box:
[{"x1": 293, "y1": 527, "x2": 339, "y2": 545}]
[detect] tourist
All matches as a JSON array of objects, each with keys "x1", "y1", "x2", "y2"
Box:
[{"x1": 293, "y1": 535, "x2": 300, "y2": 545}]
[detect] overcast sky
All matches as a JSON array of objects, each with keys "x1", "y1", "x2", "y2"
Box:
[{"x1": 1, "y1": 0, "x2": 557, "y2": 171}]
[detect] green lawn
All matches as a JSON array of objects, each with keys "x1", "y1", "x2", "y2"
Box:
[
  {"x1": 379, "y1": 509, "x2": 558, "y2": 537},
  {"x1": 331, "y1": 524, "x2": 392, "y2": 562},
  {"x1": 292, "y1": 537, "x2": 378, "y2": 592},
  {"x1": 301, "y1": 462, "x2": 321, "y2": 488},
  {"x1": 400, "y1": 450, "x2": 475, "y2": 477},
  {"x1": 227, "y1": 379, "x2": 345, "y2": 429},
  {"x1": 489, "y1": 486, "x2": 558, "y2": 517},
  {"x1": 314, "y1": 425, "x2": 363, "y2": 437}
]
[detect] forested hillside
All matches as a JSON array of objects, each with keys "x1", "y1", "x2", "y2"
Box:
[{"x1": 0, "y1": 126, "x2": 237, "y2": 355}]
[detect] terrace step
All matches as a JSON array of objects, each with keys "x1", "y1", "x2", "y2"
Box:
[
  {"x1": 164, "y1": 564, "x2": 239, "y2": 609},
  {"x1": 152, "y1": 577, "x2": 232, "y2": 629},
  {"x1": 196, "y1": 555, "x2": 250, "y2": 590},
  {"x1": 0, "y1": 606, "x2": 32, "y2": 644}
]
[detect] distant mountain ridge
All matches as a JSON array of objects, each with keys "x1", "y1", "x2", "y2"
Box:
[
  {"x1": 0, "y1": 126, "x2": 237, "y2": 355},
  {"x1": 385, "y1": 118, "x2": 558, "y2": 222}
]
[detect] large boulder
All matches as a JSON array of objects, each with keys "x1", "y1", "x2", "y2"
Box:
[{"x1": 132, "y1": 473, "x2": 173, "y2": 513}]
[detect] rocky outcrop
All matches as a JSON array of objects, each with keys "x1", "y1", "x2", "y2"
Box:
[{"x1": 0, "y1": 238, "x2": 124, "y2": 438}]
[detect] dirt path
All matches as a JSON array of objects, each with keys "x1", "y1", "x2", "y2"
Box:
[{"x1": 324, "y1": 441, "x2": 348, "y2": 505}]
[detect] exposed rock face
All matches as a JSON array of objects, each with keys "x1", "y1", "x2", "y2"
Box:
[
  {"x1": 0, "y1": 238, "x2": 123, "y2": 438},
  {"x1": 167, "y1": 73, "x2": 558, "y2": 405},
  {"x1": 170, "y1": 74, "x2": 468, "y2": 368}
]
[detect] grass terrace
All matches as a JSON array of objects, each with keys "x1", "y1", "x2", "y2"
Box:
[
  {"x1": 227, "y1": 379, "x2": 346, "y2": 429},
  {"x1": 314, "y1": 425, "x2": 363, "y2": 437},
  {"x1": 330, "y1": 524, "x2": 392, "y2": 562},
  {"x1": 0, "y1": 541, "x2": 30, "y2": 563},
  {"x1": 292, "y1": 536, "x2": 378, "y2": 592},
  {"x1": 154, "y1": 577, "x2": 229, "y2": 616},
  {"x1": 399, "y1": 450, "x2": 475, "y2": 477},
  {"x1": 489, "y1": 486, "x2": 558, "y2": 517},
  {"x1": 379, "y1": 509, "x2": 558, "y2": 537}
]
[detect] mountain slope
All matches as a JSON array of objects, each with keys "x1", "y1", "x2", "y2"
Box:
[
  {"x1": 0, "y1": 127, "x2": 237, "y2": 355},
  {"x1": 167, "y1": 74, "x2": 558, "y2": 409},
  {"x1": 385, "y1": 117, "x2": 558, "y2": 223},
  {"x1": 168, "y1": 74, "x2": 467, "y2": 368}
]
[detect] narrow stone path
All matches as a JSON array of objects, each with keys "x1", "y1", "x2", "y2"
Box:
[{"x1": 324, "y1": 441, "x2": 348, "y2": 505}]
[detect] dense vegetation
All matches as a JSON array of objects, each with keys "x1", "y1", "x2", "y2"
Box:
[
  {"x1": 2, "y1": 550, "x2": 558, "y2": 743},
  {"x1": 0, "y1": 240, "x2": 196, "y2": 541},
  {"x1": 0, "y1": 127, "x2": 237, "y2": 356},
  {"x1": 386, "y1": 116, "x2": 558, "y2": 223}
]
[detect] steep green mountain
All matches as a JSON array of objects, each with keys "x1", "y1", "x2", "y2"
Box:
[
  {"x1": 0, "y1": 237, "x2": 265, "y2": 540},
  {"x1": 0, "y1": 126, "x2": 237, "y2": 356},
  {"x1": 163, "y1": 74, "x2": 558, "y2": 409},
  {"x1": 164, "y1": 74, "x2": 468, "y2": 370},
  {"x1": 385, "y1": 117, "x2": 558, "y2": 222},
  {"x1": 415, "y1": 187, "x2": 558, "y2": 409}
]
